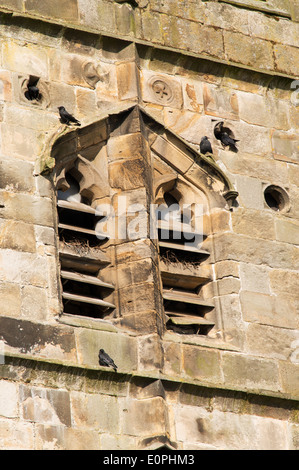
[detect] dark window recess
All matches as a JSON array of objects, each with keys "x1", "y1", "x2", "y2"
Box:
[
  {"x1": 158, "y1": 195, "x2": 214, "y2": 336},
  {"x1": 264, "y1": 185, "x2": 288, "y2": 212},
  {"x1": 57, "y1": 178, "x2": 115, "y2": 320}
]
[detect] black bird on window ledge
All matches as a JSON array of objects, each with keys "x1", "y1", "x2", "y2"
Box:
[
  {"x1": 99, "y1": 348, "x2": 118, "y2": 372},
  {"x1": 214, "y1": 121, "x2": 239, "y2": 152},
  {"x1": 200, "y1": 136, "x2": 213, "y2": 155},
  {"x1": 58, "y1": 106, "x2": 81, "y2": 126}
]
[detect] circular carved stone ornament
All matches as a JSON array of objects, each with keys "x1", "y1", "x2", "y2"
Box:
[{"x1": 148, "y1": 76, "x2": 174, "y2": 105}]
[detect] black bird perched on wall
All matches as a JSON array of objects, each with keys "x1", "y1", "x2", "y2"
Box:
[
  {"x1": 25, "y1": 83, "x2": 40, "y2": 101},
  {"x1": 200, "y1": 136, "x2": 213, "y2": 155},
  {"x1": 99, "y1": 348, "x2": 118, "y2": 372},
  {"x1": 58, "y1": 106, "x2": 81, "y2": 126},
  {"x1": 214, "y1": 121, "x2": 239, "y2": 152}
]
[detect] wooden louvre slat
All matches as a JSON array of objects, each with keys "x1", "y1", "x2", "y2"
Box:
[
  {"x1": 60, "y1": 270, "x2": 114, "y2": 289},
  {"x1": 163, "y1": 289, "x2": 214, "y2": 308},
  {"x1": 62, "y1": 292, "x2": 115, "y2": 309},
  {"x1": 157, "y1": 220, "x2": 207, "y2": 238},
  {"x1": 58, "y1": 223, "x2": 108, "y2": 240},
  {"x1": 57, "y1": 199, "x2": 104, "y2": 216},
  {"x1": 165, "y1": 315, "x2": 215, "y2": 326},
  {"x1": 158, "y1": 240, "x2": 209, "y2": 255}
]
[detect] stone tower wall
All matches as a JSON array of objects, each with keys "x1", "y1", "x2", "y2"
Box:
[{"x1": 0, "y1": 0, "x2": 298, "y2": 449}]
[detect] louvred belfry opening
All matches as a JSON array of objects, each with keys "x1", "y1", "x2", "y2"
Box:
[
  {"x1": 56, "y1": 172, "x2": 115, "y2": 320},
  {"x1": 155, "y1": 189, "x2": 215, "y2": 336}
]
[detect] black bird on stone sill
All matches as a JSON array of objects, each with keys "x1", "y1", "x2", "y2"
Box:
[
  {"x1": 99, "y1": 348, "x2": 118, "y2": 372},
  {"x1": 25, "y1": 83, "x2": 40, "y2": 101},
  {"x1": 200, "y1": 136, "x2": 213, "y2": 155},
  {"x1": 58, "y1": 106, "x2": 81, "y2": 126},
  {"x1": 214, "y1": 121, "x2": 239, "y2": 152}
]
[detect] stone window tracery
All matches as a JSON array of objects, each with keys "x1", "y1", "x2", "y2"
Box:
[{"x1": 154, "y1": 176, "x2": 215, "y2": 336}]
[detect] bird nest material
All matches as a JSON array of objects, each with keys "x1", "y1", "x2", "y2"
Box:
[{"x1": 160, "y1": 248, "x2": 203, "y2": 269}]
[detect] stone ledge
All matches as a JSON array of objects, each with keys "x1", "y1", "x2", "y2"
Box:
[
  {"x1": 0, "y1": 4, "x2": 298, "y2": 79},
  {"x1": 1, "y1": 346, "x2": 299, "y2": 402}
]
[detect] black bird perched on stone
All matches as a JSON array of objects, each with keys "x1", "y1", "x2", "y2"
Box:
[
  {"x1": 99, "y1": 348, "x2": 117, "y2": 372},
  {"x1": 58, "y1": 106, "x2": 81, "y2": 126},
  {"x1": 25, "y1": 84, "x2": 40, "y2": 101},
  {"x1": 200, "y1": 136, "x2": 213, "y2": 155},
  {"x1": 214, "y1": 121, "x2": 239, "y2": 151}
]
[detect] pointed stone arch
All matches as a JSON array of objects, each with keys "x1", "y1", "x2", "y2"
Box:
[{"x1": 36, "y1": 103, "x2": 238, "y2": 337}]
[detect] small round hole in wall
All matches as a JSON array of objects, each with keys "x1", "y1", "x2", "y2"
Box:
[{"x1": 264, "y1": 185, "x2": 289, "y2": 212}]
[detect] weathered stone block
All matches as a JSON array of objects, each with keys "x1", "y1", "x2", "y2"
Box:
[
  {"x1": 122, "y1": 397, "x2": 167, "y2": 436},
  {"x1": 234, "y1": 175, "x2": 264, "y2": 210},
  {"x1": 0, "y1": 419, "x2": 35, "y2": 450},
  {"x1": 115, "y1": 239, "x2": 157, "y2": 264},
  {"x1": 163, "y1": 109, "x2": 208, "y2": 146},
  {"x1": 217, "y1": 277, "x2": 241, "y2": 296},
  {"x1": 0, "y1": 250, "x2": 49, "y2": 287},
  {"x1": 222, "y1": 352, "x2": 280, "y2": 392},
  {"x1": 140, "y1": 10, "x2": 163, "y2": 44},
  {"x1": 75, "y1": 328, "x2": 138, "y2": 372},
  {"x1": 0, "y1": 70, "x2": 12, "y2": 102},
  {"x1": 107, "y1": 133, "x2": 145, "y2": 162},
  {"x1": 75, "y1": 88, "x2": 97, "y2": 119},
  {"x1": 71, "y1": 391, "x2": 119, "y2": 432},
  {"x1": 162, "y1": 340, "x2": 182, "y2": 376},
  {"x1": 237, "y1": 91, "x2": 271, "y2": 127},
  {"x1": 0, "y1": 317, "x2": 76, "y2": 360},
  {"x1": 0, "y1": 0, "x2": 23, "y2": 11},
  {"x1": 279, "y1": 362, "x2": 299, "y2": 397},
  {"x1": 214, "y1": 260, "x2": 240, "y2": 280},
  {"x1": 115, "y1": 3, "x2": 135, "y2": 37},
  {"x1": 48, "y1": 81, "x2": 76, "y2": 114},
  {"x1": 220, "y1": 152, "x2": 289, "y2": 185},
  {"x1": 248, "y1": 8, "x2": 298, "y2": 47},
  {"x1": 116, "y1": 310, "x2": 163, "y2": 335},
  {"x1": 0, "y1": 380, "x2": 18, "y2": 418},
  {"x1": 186, "y1": 21, "x2": 224, "y2": 59},
  {"x1": 21, "y1": 285, "x2": 48, "y2": 321},
  {"x1": 240, "y1": 290, "x2": 298, "y2": 329},
  {"x1": 274, "y1": 44, "x2": 299, "y2": 77},
  {"x1": 117, "y1": 258, "x2": 155, "y2": 289},
  {"x1": 5, "y1": 105, "x2": 57, "y2": 132},
  {"x1": 272, "y1": 130, "x2": 299, "y2": 163},
  {"x1": 25, "y1": 0, "x2": 79, "y2": 22},
  {"x1": 0, "y1": 191, "x2": 54, "y2": 227},
  {"x1": 20, "y1": 384, "x2": 71, "y2": 426},
  {"x1": 2, "y1": 41, "x2": 48, "y2": 78},
  {"x1": 78, "y1": 0, "x2": 116, "y2": 33},
  {"x1": 1, "y1": 124, "x2": 45, "y2": 161},
  {"x1": 117, "y1": 62, "x2": 138, "y2": 101},
  {"x1": 0, "y1": 282, "x2": 21, "y2": 317},
  {"x1": 269, "y1": 269, "x2": 299, "y2": 295},
  {"x1": 36, "y1": 424, "x2": 100, "y2": 450},
  {"x1": 119, "y1": 278, "x2": 161, "y2": 311},
  {"x1": 109, "y1": 158, "x2": 149, "y2": 191},
  {"x1": 0, "y1": 219, "x2": 36, "y2": 253},
  {"x1": 0, "y1": 156, "x2": 35, "y2": 193},
  {"x1": 223, "y1": 31, "x2": 274, "y2": 71},
  {"x1": 181, "y1": 78, "x2": 203, "y2": 113},
  {"x1": 246, "y1": 323, "x2": 299, "y2": 361},
  {"x1": 218, "y1": 122, "x2": 272, "y2": 157},
  {"x1": 275, "y1": 218, "x2": 299, "y2": 245},
  {"x1": 214, "y1": 228, "x2": 296, "y2": 270},
  {"x1": 138, "y1": 335, "x2": 163, "y2": 371},
  {"x1": 183, "y1": 345, "x2": 222, "y2": 384},
  {"x1": 232, "y1": 208, "x2": 275, "y2": 240},
  {"x1": 239, "y1": 263, "x2": 270, "y2": 294},
  {"x1": 175, "y1": 406, "x2": 288, "y2": 449},
  {"x1": 203, "y1": 83, "x2": 239, "y2": 119}
]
